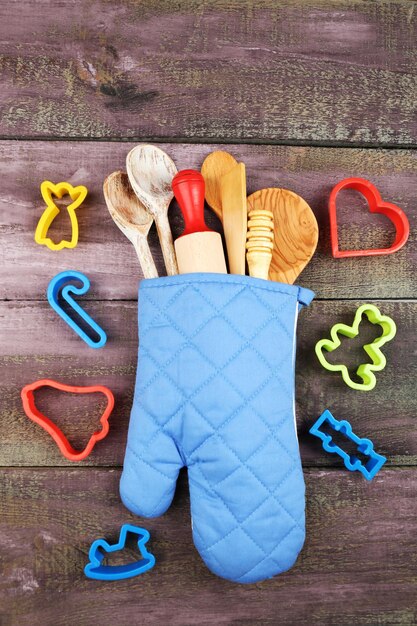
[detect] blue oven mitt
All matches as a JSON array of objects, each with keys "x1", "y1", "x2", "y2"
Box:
[{"x1": 120, "y1": 274, "x2": 314, "y2": 583}]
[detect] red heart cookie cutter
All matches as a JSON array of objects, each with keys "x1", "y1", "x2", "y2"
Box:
[
  {"x1": 329, "y1": 177, "x2": 410, "y2": 258},
  {"x1": 21, "y1": 379, "x2": 115, "y2": 461}
]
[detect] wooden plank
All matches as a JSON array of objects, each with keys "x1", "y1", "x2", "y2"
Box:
[
  {"x1": 1, "y1": 300, "x2": 414, "y2": 467},
  {"x1": 0, "y1": 468, "x2": 416, "y2": 626},
  {"x1": 298, "y1": 300, "x2": 416, "y2": 466},
  {"x1": 1, "y1": 141, "x2": 416, "y2": 300},
  {"x1": 0, "y1": 1, "x2": 415, "y2": 145}
]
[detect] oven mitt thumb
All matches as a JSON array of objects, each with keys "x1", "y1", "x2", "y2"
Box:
[{"x1": 120, "y1": 274, "x2": 314, "y2": 583}]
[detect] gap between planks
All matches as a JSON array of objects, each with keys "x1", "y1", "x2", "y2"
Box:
[
  {"x1": 1, "y1": 463, "x2": 415, "y2": 470},
  {"x1": 2, "y1": 297, "x2": 416, "y2": 302},
  {"x1": 1, "y1": 136, "x2": 417, "y2": 151}
]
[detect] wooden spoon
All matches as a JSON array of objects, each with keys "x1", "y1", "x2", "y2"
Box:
[
  {"x1": 126, "y1": 144, "x2": 178, "y2": 275},
  {"x1": 247, "y1": 188, "x2": 318, "y2": 284},
  {"x1": 103, "y1": 171, "x2": 158, "y2": 279},
  {"x1": 201, "y1": 150, "x2": 238, "y2": 219}
]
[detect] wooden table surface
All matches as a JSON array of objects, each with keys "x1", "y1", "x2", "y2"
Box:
[{"x1": 1, "y1": 1, "x2": 416, "y2": 625}]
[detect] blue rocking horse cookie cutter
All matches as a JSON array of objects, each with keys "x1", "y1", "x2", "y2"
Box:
[
  {"x1": 47, "y1": 270, "x2": 107, "y2": 349},
  {"x1": 84, "y1": 524, "x2": 156, "y2": 581}
]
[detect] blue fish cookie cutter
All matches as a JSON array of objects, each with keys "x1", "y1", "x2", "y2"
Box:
[
  {"x1": 47, "y1": 270, "x2": 107, "y2": 349},
  {"x1": 310, "y1": 409, "x2": 386, "y2": 480},
  {"x1": 84, "y1": 524, "x2": 155, "y2": 581}
]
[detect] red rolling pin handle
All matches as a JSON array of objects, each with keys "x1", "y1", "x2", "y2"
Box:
[{"x1": 172, "y1": 169, "x2": 212, "y2": 237}]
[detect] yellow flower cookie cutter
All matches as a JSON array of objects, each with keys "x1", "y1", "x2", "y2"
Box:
[{"x1": 35, "y1": 181, "x2": 88, "y2": 250}]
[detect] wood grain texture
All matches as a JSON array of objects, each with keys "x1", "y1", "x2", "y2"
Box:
[
  {"x1": 175, "y1": 231, "x2": 227, "y2": 274},
  {"x1": 246, "y1": 208, "x2": 274, "y2": 280},
  {"x1": 1, "y1": 300, "x2": 415, "y2": 467},
  {"x1": 1, "y1": 0, "x2": 416, "y2": 617},
  {"x1": 247, "y1": 188, "x2": 318, "y2": 284},
  {"x1": 103, "y1": 171, "x2": 158, "y2": 279},
  {"x1": 220, "y1": 162, "x2": 247, "y2": 275},
  {"x1": 1, "y1": 141, "x2": 416, "y2": 300},
  {"x1": 126, "y1": 144, "x2": 179, "y2": 275},
  {"x1": 201, "y1": 150, "x2": 238, "y2": 218},
  {"x1": 0, "y1": 1, "x2": 416, "y2": 145},
  {"x1": 0, "y1": 468, "x2": 416, "y2": 626}
]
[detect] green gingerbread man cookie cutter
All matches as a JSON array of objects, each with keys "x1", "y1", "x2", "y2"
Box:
[{"x1": 315, "y1": 303, "x2": 397, "y2": 391}]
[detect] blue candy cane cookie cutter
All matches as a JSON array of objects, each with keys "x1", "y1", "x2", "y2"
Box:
[
  {"x1": 310, "y1": 409, "x2": 386, "y2": 480},
  {"x1": 84, "y1": 524, "x2": 155, "y2": 581},
  {"x1": 47, "y1": 270, "x2": 107, "y2": 349}
]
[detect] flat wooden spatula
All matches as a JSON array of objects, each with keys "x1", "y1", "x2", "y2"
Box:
[
  {"x1": 220, "y1": 163, "x2": 247, "y2": 275},
  {"x1": 173, "y1": 170, "x2": 227, "y2": 275}
]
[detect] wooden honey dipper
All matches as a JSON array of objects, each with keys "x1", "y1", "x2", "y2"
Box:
[{"x1": 246, "y1": 209, "x2": 274, "y2": 280}]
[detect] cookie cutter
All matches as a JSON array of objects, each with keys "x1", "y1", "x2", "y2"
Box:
[
  {"x1": 21, "y1": 378, "x2": 114, "y2": 461},
  {"x1": 315, "y1": 303, "x2": 396, "y2": 391},
  {"x1": 310, "y1": 409, "x2": 387, "y2": 480},
  {"x1": 84, "y1": 524, "x2": 155, "y2": 581},
  {"x1": 47, "y1": 270, "x2": 107, "y2": 349},
  {"x1": 35, "y1": 181, "x2": 88, "y2": 251},
  {"x1": 329, "y1": 177, "x2": 409, "y2": 258}
]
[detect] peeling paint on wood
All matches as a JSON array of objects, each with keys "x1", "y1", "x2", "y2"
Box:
[
  {"x1": 0, "y1": 141, "x2": 416, "y2": 300},
  {"x1": 0, "y1": 468, "x2": 416, "y2": 625},
  {"x1": 0, "y1": 0, "x2": 416, "y2": 143},
  {"x1": 0, "y1": 300, "x2": 415, "y2": 467},
  {"x1": 0, "y1": 1, "x2": 416, "y2": 619}
]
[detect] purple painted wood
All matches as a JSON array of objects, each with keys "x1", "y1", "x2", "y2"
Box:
[
  {"x1": 1, "y1": 468, "x2": 416, "y2": 626},
  {"x1": 1, "y1": 300, "x2": 414, "y2": 467},
  {"x1": 0, "y1": 1, "x2": 415, "y2": 144},
  {"x1": 1, "y1": 141, "x2": 416, "y2": 300},
  {"x1": 0, "y1": 1, "x2": 416, "y2": 616}
]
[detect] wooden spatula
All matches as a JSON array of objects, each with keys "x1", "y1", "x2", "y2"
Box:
[
  {"x1": 173, "y1": 170, "x2": 227, "y2": 274},
  {"x1": 201, "y1": 150, "x2": 238, "y2": 219},
  {"x1": 220, "y1": 163, "x2": 247, "y2": 275},
  {"x1": 247, "y1": 188, "x2": 318, "y2": 284}
]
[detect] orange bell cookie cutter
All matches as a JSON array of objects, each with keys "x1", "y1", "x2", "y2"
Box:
[
  {"x1": 35, "y1": 181, "x2": 88, "y2": 250},
  {"x1": 21, "y1": 379, "x2": 114, "y2": 461}
]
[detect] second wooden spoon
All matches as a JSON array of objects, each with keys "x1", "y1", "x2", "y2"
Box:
[
  {"x1": 127, "y1": 144, "x2": 178, "y2": 275},
  {"x1": 103, "y1": 171, "x2": 158, "y2": 279}
]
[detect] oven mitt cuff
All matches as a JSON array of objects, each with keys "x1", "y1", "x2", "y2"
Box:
[{"x1": 120, "y1": 273, "x2": 314, "y2": 583}]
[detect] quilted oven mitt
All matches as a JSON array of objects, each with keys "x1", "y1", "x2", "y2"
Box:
[{"x1": 120, "y1": 273, "x2": 314, "y2": 583}]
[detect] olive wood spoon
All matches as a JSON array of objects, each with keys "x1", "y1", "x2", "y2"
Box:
[
  {"x1": 103, "y1": 171, "x2": 158, "y2": 279},
  {"x1": 127, "y1": 144, "x2": 178, "y2": 275},
  {"x1": 247, "y1": 188, "x2": 318, "y2": 284}
]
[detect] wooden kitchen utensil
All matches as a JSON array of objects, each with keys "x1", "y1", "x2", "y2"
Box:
[
  {"x1": 126, "y1": 144, "x2": 178, "y2": 275},
  {"x1": 201, "y1": 150, "x2": 238, "y2": 219},
  {"x1": 103, "y1": 171, "x2": 158, "y2": 279},
  {"x1": 247, "y1": 188, "x2": 318, "y2": 284},
  {"x1": 172, "y1": 170, "x2": 227, "y2": 274},
  {"x1": 220, "y1": 163, "x2": 247, "y2": 275},
  {"x1": 246, "y1": 209, "x2": 274, "y2": 280}
]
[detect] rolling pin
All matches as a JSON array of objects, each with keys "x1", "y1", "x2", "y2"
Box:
[{"x1": 172, "y1": 170, "x2": 227, "y2": 274}]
